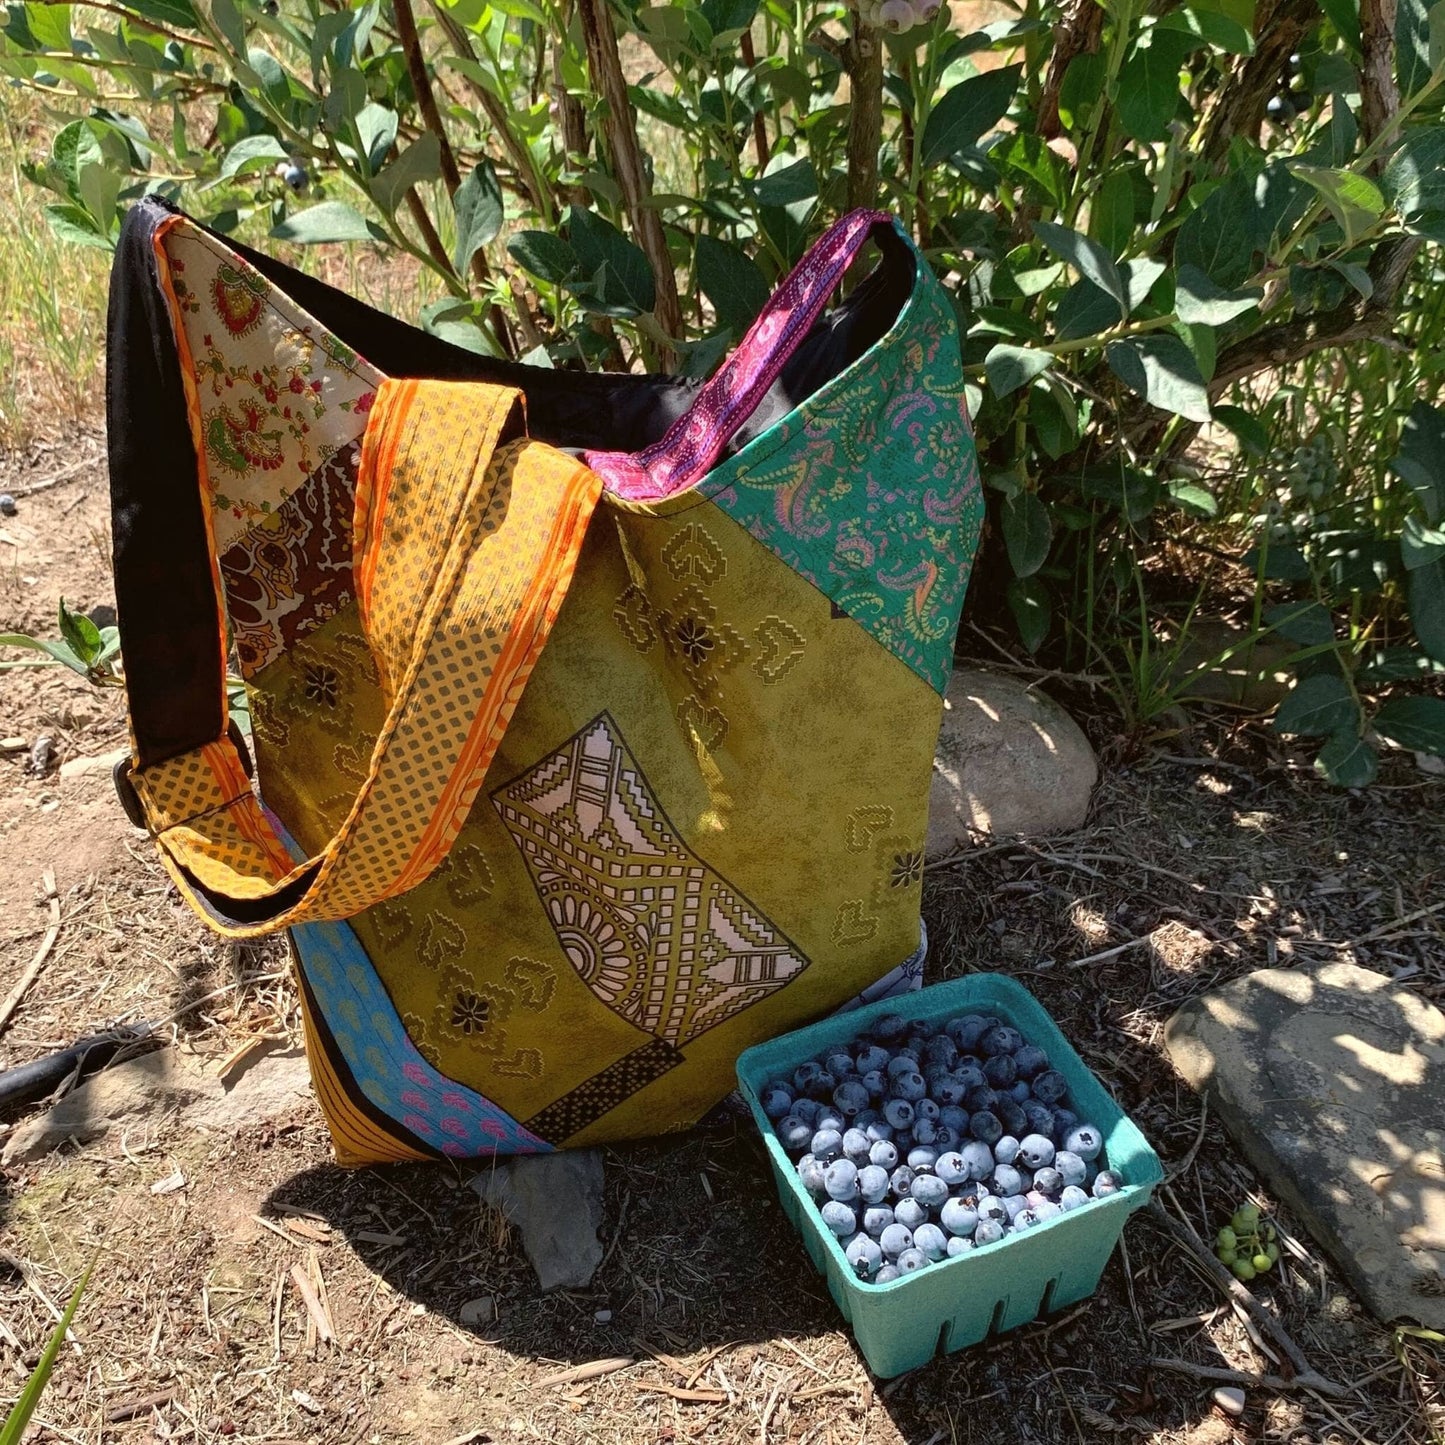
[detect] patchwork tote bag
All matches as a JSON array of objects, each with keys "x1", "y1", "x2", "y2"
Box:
[{"x1": 107, "y1": 197, "x2": 984, "y2": 1165}]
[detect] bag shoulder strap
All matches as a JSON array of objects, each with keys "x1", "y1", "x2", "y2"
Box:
[{"x1": 110, "y1": 209, "x2": 599, "y2": 935}]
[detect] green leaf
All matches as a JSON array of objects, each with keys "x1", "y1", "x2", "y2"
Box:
[
  {"x1": 752, "y1": 156, "x2": 817, "y2": 207},
  {"x1": 1028, "y1": 379, "x2": 1079, "y2": 459},
  {"x1": 1007, "y1": 575, "x2": 1050, "y2": 653},
  {"x1": 418, "y1": 298, "x2": 492, "y2": 355},
  {"x1": 1264, "y1": 600, "x2": 1335, "y2": 645},
  {"x1": 269, "y1": 202, "x2": 382, "y2": 245},
  {"x1": 1088, "y1": 168, "x2": 1137, "y2": 257},
  {"x1": 126, "y1": 0, "x2": 200, "y2": 26},
  {"x1": 1392, "y1": 400, "x2": 1445, "y2": 522},
  {"x1": 508, "y1": 230, "x2": 579, "y2": 286},
  {"x1": 211, "y1": 0, "x2": 246, "y2": 54},
  {"x1": 0, "y1": 1262, "x2": 92, "y2": 1445},
  {"x1": 1116, "y1": 33, "x2": 1191, "y2": 143},
  {"x1": 57, "y1": 598, "x2": 101, "y2": 666},
  {"x1": 1174, "y1": 264, "x2": 1260, "y2": 324},
  {"x1": 1287, "y1": 163, "x2": 1386, "y2": 245},
  {"x1": 1032, "y1": 220, "x2": 1128, "y2": 315},
  {"x1": 1077, "y1": 459, "x2": 1161, "y2": 522},
  {"x1": 1156, "y1": 6, "x2": 1255, "y2": 53},
  {"x1": 450, "y1": 158, "x2": 502, "y2": 276},
  {"x1": 1211, "y1": 403, "x2": 1270, "y2": 457},
  {"x1": 43, "y1": 202, "x2": 111, "y2": 250},
  {"x1": 997, "y1": 132, "x2": 1068, "y2": 209},
  {"x1": 1382, "y1": 127, "x2": 1445, "y2": 216},
  {"x1": 1106, "y1": 335, "x2": 1211, "y2": 422},
  {"x1": 1315, "y1": 729, "x2": 1378, "y2": 786},
  {"x1": 1403, "y1": 512, "x2": 1445, "y2": 569},
  {"x1": 1409, "y1": 555, "x2": 1445, "y2": 660},
  {"x1": 1175, "y1": 175, "x2": 1261, "y2": 287},
  {"x1": 1167, "y1": 480, "x2": 1218, "y2": 517},
  {"x1": 1001, "y1": 491, "x2": 1052, "y2": 577},
  {"x1": 0, "y1": 632, "x2": 86, "y2": 671},
  {"x1": 922, "y1": 64, "x2": 1022, "y2": 167},
  {"x1": 1242, "y1": 542, "x2": 1311, "y2": 580},
  {"x1": 694, "y1": 235, "x2": 770, "y2": 338},
  {"x1": 567, "y1": 207, "x2": 656, "y2": 316},
  {"x1": 1374, "y1": 694, "x2": 1445, "y2": 754},
  {"x1": 1320, "y1": 0, "x2": 1361, "y2": 52},
  {"x1": 1275, "y1": 673, "x2": 1357, "y2": 736},
  {"x1": 355, "y1": 103, "x2": 397, "y2": 173},
  {"x1": 370, "y1": 134, "x2": 442, "y2": 218},
  {"x1": 220, "y1": 134, "x2": 288, "y2": 179},
  {"x1": 21, "y1": 0, "x2": 71, "y2": 50},
  {"x1": 985, "y1": 343, "x2": 1052, "y2": 399},
  {"x1": 1358, "y1": 646, "x2": 1445, "y2": 681}
]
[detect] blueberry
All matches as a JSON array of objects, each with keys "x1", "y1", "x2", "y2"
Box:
[
  {"x1": 890, "y1": 1070, "x2": 927, "y2": 1103},
  {"x1": 980, "y1": 1025, "x2": 1023, "y2": 1058},
  {"x1": 845, "y1": 1234, "x2": 883, "y2": 1279},
  {"x1": 884, "y1": 1054, "x2": 917, "y2": 1079},
  {"x1": 1008, "y1": 1080, "x2": 1032, "y2": 1105},
  {"x1": 862, "y1": 1204, "x2": 895, "y2": 1236},
  {"x1": 993, "y1": 1135, "x2": 1020, "y2": 1166},
  {"x1": 855, "y1": 1044, "x2": 889, "y2": 1075},
  {"x1": 0, "y1": 495, "x2": 15, "y2": 517},
  {"x1": 940, "y1": 1105, "x2": 969, "y2": 1134},
  {"x1": 1058, "y1": 1185, "x2": 1090, "y2": 1211},
  {"x1": 869, "y1": 1139, "x2": 900, "y2": 1171},
  {"x1": 964, "y1": 1085, "x2": 998, "y2": 1114},
  {"x1": 913, "y1": 1222, "x2": 948, "y2": 1260},
  {"x1": 874, "y1": 1263, "x2": 901, "y2": 1283},
  {"x1": 910, "y1": 1174, "x2": 949, "y2": 1210},
  {"x1": 932, "y1": 1125, "x2": 961, "y2": 1153},
  {"x1": 940, "y1": 1196, "x2": 978, "y2": 1237},
  {"x1": 1033, "y1": 1200, "x2": 1063, "y2": 1222},
  {"x1": 1018, "y1": 1133, "x2": 1055, "y2": 1170},
  {"x1": 821, "y1": 1200, "x2": 857, "y2": 1236},
  {"x1": 761, "y1": 1084, "x2": 793, "y2": 1120},
  {"x1": 860, "y1": 1069, "x2": 886, "y2": 1100},
  {"x1": 1032, "y1": 1070, "x2": 1068, "y2": 1105},
  {"x1": 969, "y1": 1110, "x2": 1003, "y2": 1146},
  {"x1": 1015, "y1": 1207, "x2": 1042, "y2": 1229},
  {"x1": 871, "y1": 1013, "x2": 909, "y2": 1043},
  {"x1": 879, "y1": 1222, "x2": 914, "y2": 1259},
  {"x1": 824, "y1": 1050, "x2": 855, "y2": 1078},
  {"x1": 889, "y1": 1165, "x2": 915, "y2": 1197},
  {"x1": 1022, "y1": 1102, "x2": 1055, "y2": 1137},
  {"x1": 973, "y1": 1218, "x2": 1005, "y2": 1246},
  {"x1": 1054, "y1": 1151, "x2": 1087, "y2": 1188},
  {"x1": 842, "y1": 1128, "x2": 872, "y2": 1164},
  {"x1": 1051, "y1": 1108, "x2": 1079, "y2": 1141},
  {"x1": 1012, "y1": 1044, "x2": 1049, "y2": 1080},
  {"x1": 810, "y1": 1128, "x2": 843, "y2": 1161},
  {"x1": 913, "y1": 1098, "x2": 941, "y2": 1124},
  {"x1": 883, "y1": 1099, "x2": 916, "y2": 1131},
  {"x1": 824, "y1": 1160, "x2": 859, "y2": 1201},
  {"x1": 797, "y1": 1156, "x2": 827, "y2": 1195},
  {"x1": 906, "y1": 1146, "x2": 938, "y2": 1173},
  {"x1": 954, "y1": 1064, "x2": 986, "y2": 1094},
  {"x1": 922, "y1": 1035, "x2": 958, "y2": 1069},
  {"x1": 833, "y1": 1080, "x2": 871, "y2": 1117},
  {"x1": 990, "y1": 1165, "x2": 1024, "y2": 1198},
  {"x1": 929, "y1": 1075, "x2": 967, "y2": 1106},
  {"x1": 996, "y1": 1098, "x2": 1028, "y2": 1138},
  {"x1": 857, "y1": 1164, "x2": 891, "y2": 1204},
  {"x1": 894, "y1": 1197, "x2": 927, "y2": 1230},
  {"x1": 1064, "y1": 1124, "x2": 1103, "y2": 1162},
  {"x1": 1033, "y1": 1166, "x2": 1063, "y2": 1199},
  {"x1": 976, "y1": 1196, "x2": 1009, "y2": 1226},
  {"x1": 934, "y1": 1151, "x2": 969, "y2": 1187},
  {"x1": 983, "y1": 1054, "x2": 1017, "y2": 1089},
  {"x1": 793, "y1": 1062, "x2": 822, "y2": 1093},
  {"x1": 946, "y1": 1235, "x2": 974, "y2": 1256},
  {"x1": 815, "y1": 1107, "x2": 846, "y2": 1135},
  {"x1": 944, "y1": 1015, "x2": 990, "y2": 1052},
  {"x1": 960, "y1": 1141, "x2": 994, "y2": 1181},
  {"x1": 1002, "y1": 1194, "x2": 1031, "y2": 1223},
  {"x1": 791, "y1": 1098, "x2": 822, "y2": 1127},
  {"x1": 896, "y1": 1247, "x2": 930, "y2": 1273},
  {"x1": 1092, "y1": 1170, "x2": 1123, "y2": 1198},
  {"x1": 911, "y1": 1118, "x2": 939, "y2": 1147},
  {"x1": 778, "y1": 1116, "x2": 813, "y2": 1152},
  {"x1": 281, "y1": 161, "x2": 308, "y2": 191}
]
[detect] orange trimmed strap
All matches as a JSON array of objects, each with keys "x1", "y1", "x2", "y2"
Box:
[{"x1": 124, "y1": 377, "x2": 602, "y2": 937}]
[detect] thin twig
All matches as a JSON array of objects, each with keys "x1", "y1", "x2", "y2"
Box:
[
  {"x1": 0, "y1": 871, "x2": 61, "y2": 1034},
  {"x1": 1149, "y1": 1357, "x2": 1352, "y2": 1395},
  {"x1": 8, "y1": 460, "x2": 93, "y2": 500}
]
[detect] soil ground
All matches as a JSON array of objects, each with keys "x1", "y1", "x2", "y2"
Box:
[{"x1": 2, "y1": 435, "x2": 1444, "y2": 1445}]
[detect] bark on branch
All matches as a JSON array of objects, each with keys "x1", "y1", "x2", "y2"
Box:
[
  {"x1": 1037, "y1": 0, "x2": 1104, "y2": 141},
  {"x1": 843, "y1": 14, "x2": 883, "y2": 213},
  {"x1": 1358, "y1": 0, "x2": 1400, "y2": 159},
  {"x1": 575, "y1": 0, "x2": 683, "y2": 362}
]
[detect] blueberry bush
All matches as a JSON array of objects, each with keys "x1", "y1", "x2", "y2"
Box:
[{"x1": 4, "y1": 0, "x2": 1445, "y2": 779}]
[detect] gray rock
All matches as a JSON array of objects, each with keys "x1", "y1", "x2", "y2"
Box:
[
  {"x1": 187, "y1": 1049, "x2": 315, "y2": 1131},
  {"x1": 472, "y1": 1150, "x2": 606, "y2": 1291},
  {"x1": 60, "y1": 746, "x2": 130, "y2": 781},
  {"x1": 928, "y1": 670, "x2": 1098, "y2": 853},
  {"x1": 1166, "y1": 615, "x2": 1297, "y2": 713},
  {"x1": 3, "y1": 1049, "x2": 217, "y2": 1164},
  {"x1": 1165, "y1": 963, "x2": 1445, "y2": 1327}
]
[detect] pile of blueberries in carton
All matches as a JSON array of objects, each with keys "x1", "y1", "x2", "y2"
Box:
[{"x1": 759, "y1": 1010, "x2": 1122, "y2": 1283}]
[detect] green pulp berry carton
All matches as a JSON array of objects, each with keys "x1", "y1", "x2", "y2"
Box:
[{"x1": 736, "y1": 973, "x2": 1163, "y2": 1378}]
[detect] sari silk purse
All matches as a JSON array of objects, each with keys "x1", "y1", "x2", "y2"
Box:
[{"x1": 107, "y1": 199, "x2": 983, "y2": 1165}]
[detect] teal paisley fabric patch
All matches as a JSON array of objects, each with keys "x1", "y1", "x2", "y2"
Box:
[{"x1": 700, "y1": 247, "x2": 983, "y2": 695}]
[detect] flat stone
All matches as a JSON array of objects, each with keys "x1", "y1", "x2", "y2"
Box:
[
  {"x1": 1166, "y1": 615, "x2": 1297, "y2": 712},
  {"x1": 187, "y1": 1049, "x2": 316, "y2": 1132},
  {"x1": 59, "y1": 746, "x2": 129, "y2": 781},
  {"x1": 1165, "y1": 963, "x2": 1445, "y2": 1327},
  {"x1": 928, "y1": 670, "x2": 1098, "y2": 853},
  {"x1": 472, "y1": 1149, "x2": 606, "y2": 1292}
]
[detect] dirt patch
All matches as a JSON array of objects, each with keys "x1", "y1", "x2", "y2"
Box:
[{"x1": 2, "y1": 433, "x2": 1442, "y2": 1443}]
